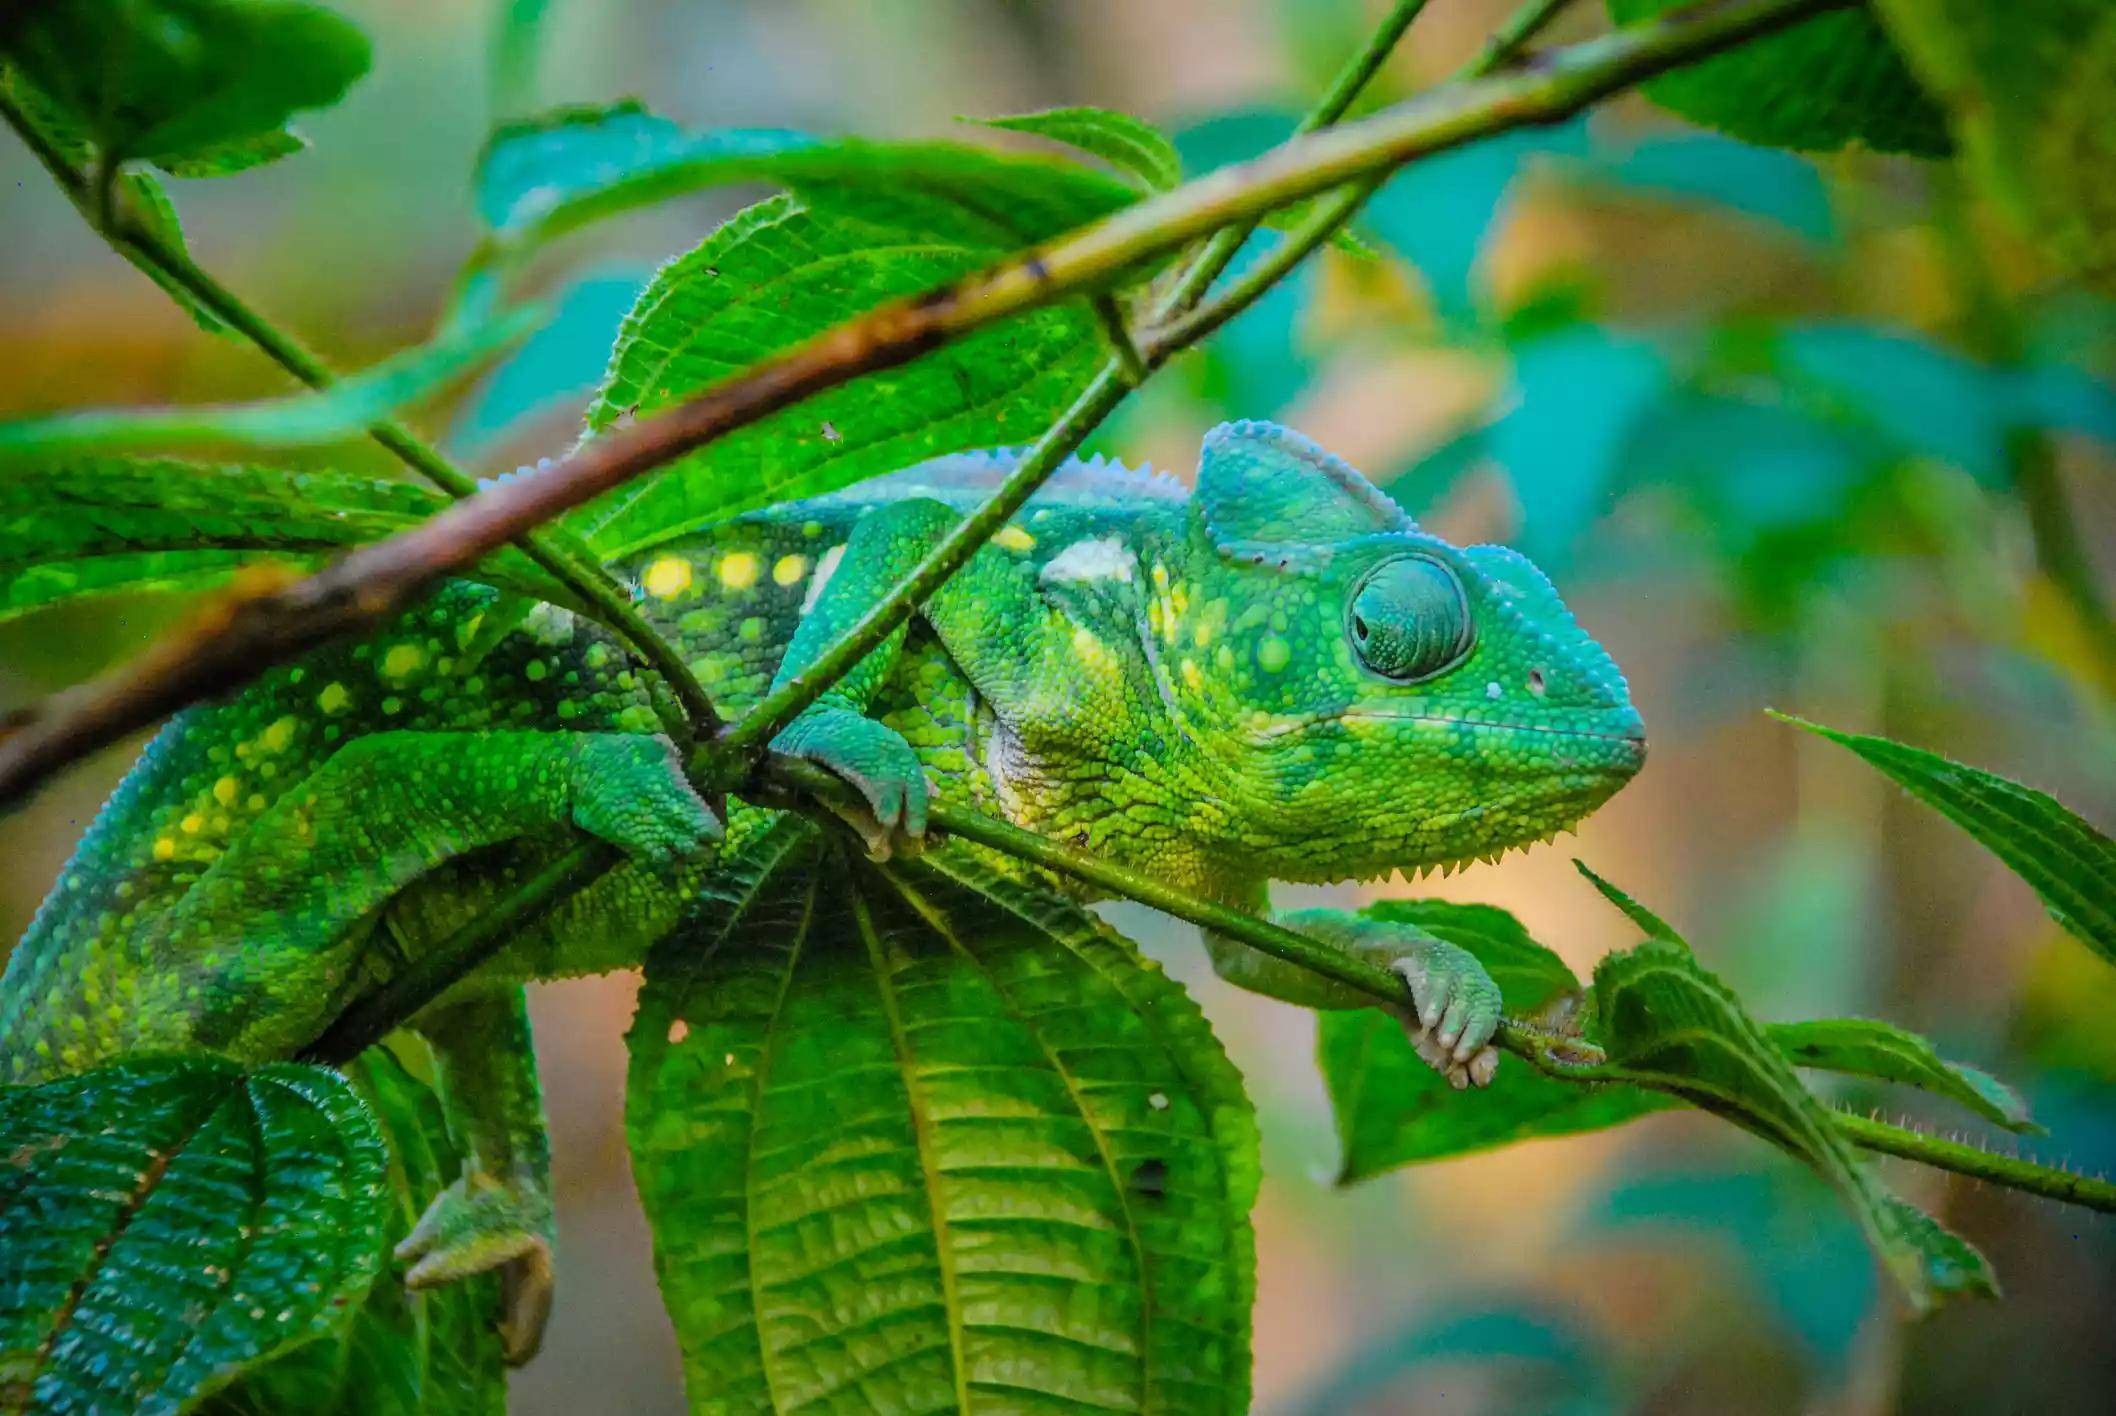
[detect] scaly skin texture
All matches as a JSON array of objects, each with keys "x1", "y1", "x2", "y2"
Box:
[{"x1": 0, "y1": 420, "x2": 1644, "y2": 1359}]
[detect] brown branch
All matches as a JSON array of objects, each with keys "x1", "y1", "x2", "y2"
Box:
[{"x1": 0, "y1": 0, "x2": 1847, "y2": 809}]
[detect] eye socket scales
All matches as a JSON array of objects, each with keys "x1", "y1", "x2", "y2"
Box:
[{"x1": 1347, "y1": 555, "x2": 1475, "y2": 683}]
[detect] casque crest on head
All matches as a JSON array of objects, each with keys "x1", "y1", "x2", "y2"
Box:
[{"x1": 1193, "y1": 420, "x2": 1411, "y2": 567}]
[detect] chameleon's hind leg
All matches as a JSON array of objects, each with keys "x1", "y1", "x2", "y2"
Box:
[
  {"x1": 153, "y1": 729, "x2": 719, "y2": 1060},
  {"x1": 400, "y1": 986, "x2": 555, "y2": 1365}
]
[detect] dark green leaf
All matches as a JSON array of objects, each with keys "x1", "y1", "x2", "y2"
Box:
[
  {"x1": 1591, "y1": 942, "x2": 1990, "y2": 1308},
  {"x1": 626, "y1": 820, "x2": 1260, "y2": 1412},
  {"x1": 1318, "y1": 901, "x2": 1670, "y2": 1183},
  {"x1": 156, "y1": 129, "x2": 310, "y2": 178},
  {"x1": 1881, "y1": 1196, "x2": 2000, "y2": 1300},
  {"x1": 575, "y1": 194, "x2": 1105, "y2": 555},
  {"x1": 1768, "y1": 1019, "x2": 2037, "y2": 1133},
  {"x1": 0, "y1": 310, "x2": 540, "y2": 464},
  {"x1": 0, "y1": 0, "x2": 369, "y2": 166},
  {"x1": 1776, "y1": 713, "x2": 2116, "y2": 968},
  {"x1": 0, "y1": 1056, "x2": 390, "y2": 1412},
  {"x1": 204, "y1": 1047, "x2": 506, "y2": 1415},
  {"x1": 1875, "y1": 0, "x2": 2116, "y2": 293},
  {"x1": 977, "y1": 106, "x2": 1183, "y2": 191},
  {"x1": 0, "y1": 457, "x2": 567, "y2": 619},
  {"x1": 472, "y1": 100, "x2": 1134, "y2": 258},
  {"x1": 1605, "y1": 0, "x2": 1948, "y2": 156},
  {"x1": 1574, "y1": 859, "x2": 1688, "y2": 946}
]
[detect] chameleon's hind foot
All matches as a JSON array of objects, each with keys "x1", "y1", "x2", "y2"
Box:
[
  {"x1": 1390, "y1": 938, "x2": 1502, "y2": 1090},
  {"x1": 570, "y1": 736, "x2": 722, "y2": 868},
  {"x1": 396, "y1": 1172, "x2": 556, "y2": 1365},
  {"x1": 770, "y1": 705, "x2": 931, "y2": 858}
]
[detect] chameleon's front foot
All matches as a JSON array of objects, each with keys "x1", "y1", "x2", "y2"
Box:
[
  {"x1": 1390, "y1": 938, "x2": 1502, "y2": 1090},
  {"x1": 396, "y1": 1171, "x2": 556, "y2": 1365},
  {"x1": 770, "y1": 704, "x2": 930, "y2": 858}
]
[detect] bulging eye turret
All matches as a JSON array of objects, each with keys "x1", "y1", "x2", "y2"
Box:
[{"x1": 1348, "y1": 555, "x2": 1474, "y2": 683}]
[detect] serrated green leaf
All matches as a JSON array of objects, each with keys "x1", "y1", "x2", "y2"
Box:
[
  {"x1": 977, "y1": 106, "x2": 1183, "y2": 192},
  {"x1": 1591, "y1": 941, "x2": 1989, "y2": 1309},
  {"x1": 1776, "y1": 713, "x2": 2116, "y2": 968},
  {"x1": 156, "y1": 129, "x2": 310, "y2": 178},
  {"x1": 204, "y1": 1047, "x2": 506, "y2": 1416},
  {"x1": 0, "y1": 312, "x2": 540, "y2": 465},
  {"x1": 1880, "y1": 1195, "x2": 2000, "y2": 1300},
  {"x1": 1574, "y1": 859, "x2": 1688, "y2": 945},
  {"x1": 574, "y1": 193, "x2": 1105, "y2": 555},
  {"x1": 472, "y1": 100, "x2": 1135, "y2": 259},
  {"x1": 626, "y1": 819, "x2": 1259, "y2": 1412},
  {"x1": 1605, "y1": 0, "x2": 1948, "y2": 156},
  {"x1": 1874, "y1": 0, "x2": 2116, "y2": 294},
  {"x1": 1318, "y1": 901, "x2": 1669, "y2": 1183},
  {"x1": 0, "y1": 457, "x2": 567, "y2": 619},
  {"x1": 0, "y1": 1055, "x2": 390, "y2": 1414},
  {"x1": 0, "y1": 0, "x2": 369, "y2": 166},
  {"x1": 1769, "y1": 1019, "x2": 2036, "y2": 1133}
]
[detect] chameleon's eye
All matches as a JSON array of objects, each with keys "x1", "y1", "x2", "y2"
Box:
[{"x1": 1347, "y1": 555, "x2": 1474, "y2": 682}]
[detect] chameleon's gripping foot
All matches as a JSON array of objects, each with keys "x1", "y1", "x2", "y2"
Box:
[
  {"x1": 396, "y1": 1171, "x2": 557, "y2": 1365},
  {"x1": 770, "y1": 706, "x2": 932, "y2": 860},
  {"x1": 1390, "y1": 939, "x2": 1502, "y2": 1090}
]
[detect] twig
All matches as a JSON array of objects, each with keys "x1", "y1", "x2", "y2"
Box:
[
  {"x1": 0, "y1": 0, "x2": 1844, "y2": 809},
  {"x1": 0, "y1": 86, "x2": 723, "y2": 738},
  {"x1": 766, "y1": 756, "x2": 2116, "y2": 1213}
]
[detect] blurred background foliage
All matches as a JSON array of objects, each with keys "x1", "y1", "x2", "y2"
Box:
[{"x1": 3, "y1": 1, "x2": 2113, "y2": 1411}]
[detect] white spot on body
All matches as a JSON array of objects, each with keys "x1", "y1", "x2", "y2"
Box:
[
  {"x1": 801, "y1": 543, "x2": 846, "y2": 613},
  {"x1": 1486, "y1": 681, "x2": 1502, "y2": 701},
  {"x1": 1039, "y1": 535, "x2": 1136, "y2": 586}
]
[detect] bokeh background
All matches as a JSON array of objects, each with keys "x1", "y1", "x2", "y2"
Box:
[{"x1": 6, "y1": 1, "x2": 2116, "y2": 1411}]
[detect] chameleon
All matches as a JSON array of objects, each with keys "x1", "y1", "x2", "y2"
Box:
[{"x1": 0, "y1": 419, "x2": 1644, "y2": 1362}]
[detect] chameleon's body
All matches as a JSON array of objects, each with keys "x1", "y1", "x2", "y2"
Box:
[{"x1": 0, "y1": 422, "x2": 1643, "y2": 1359}]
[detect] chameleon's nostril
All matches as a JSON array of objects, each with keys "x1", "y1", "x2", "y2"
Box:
[{"x1": 1527, "y1": 668, "x2": 1546, "y2": 696}]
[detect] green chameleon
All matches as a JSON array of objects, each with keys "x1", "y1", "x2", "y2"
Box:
[{"x1": 0, "y1": 420, "x2": 1643, "y2": 1360}]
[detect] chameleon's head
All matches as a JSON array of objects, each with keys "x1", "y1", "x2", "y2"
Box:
[{"x1": 1164, "y1": 421, "x2": 1644, "y2": 882}]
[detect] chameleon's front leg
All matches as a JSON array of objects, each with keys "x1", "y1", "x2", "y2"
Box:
[
  {"x1": 765, "y1": 497, "x2": 959, "y2": 850},
  {"x1": 400, "y1": 987, "x2": 556, "y2": 1366},
  {"x1": 1203, "y1": 891, "x2": 1502, "y2": 1089}
]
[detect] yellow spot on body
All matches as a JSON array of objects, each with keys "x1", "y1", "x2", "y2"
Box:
[
  {"x1": 381, "y1": 643, "x2": 425, "y2": 678},
  {"x1": 180, "y1": 813, "x2": 204, "y2": 835},
  {"x1": 213, "y1": 776, "x2": 239, "y2": 807},
  {"x1": 1191, "y1": 620, "x2": 1214, "y2": 648},
  {"x1": 318, "y1": 682, "x2": 350, "y2": 714},
  {"x1": 1171, "y1": 585, "x2": 1191, "y2": 616},
  {"x1": 1146, "y1": 601, "x2": 1163, "y2": 635},
  {"x1": 772, "y1": 554, "x2": 808, "y2": 586},
  {"x1": 1181, "y1": 659, "x2": 1204, "y2": 690},
  {"x1": 1070, "y1": 626, "x2": 1117, "y2": 672},
  {"x1": 1151, "y1": 564, "x2": 1169, "y2": 588},
  {"x1": 643, "y1": 556, "x2": 693, "y2": 599},
  {"x1": 153, "y1": 837, "x2": 176, "y2": 861},
  {"x1": 262, "y1": 717, "x2": 298, "y2": 752},
  {"x1": 717, "y1": 551, "x2": 760, "y2": 590},
  {"x1": 994, "y1": 525, "x2": 1035, "y2": 552}
]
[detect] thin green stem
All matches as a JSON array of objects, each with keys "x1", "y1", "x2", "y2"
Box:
[
  {"x1": 1148, "y1": 0, "x2": 1580, "y2": 355},
  {"x1": 766, "y1": 755, "x2": 2116, "y2": 1212},
  {"x1": 709, "y1": 0, "x2": 1444, "y2": 770},
  {"x1": 1834, "y1": 1110, "x2": 2116, "y2": 1215},
  {"x1": 0, "y1": 88, "x2": 722, "y2": 737},
  {"x1": 300, "y1": 840, "x2": 619, "y2": 1065},
  {"x1": 1154, "y1": 0, "x2": 1436, "y2": 318},
  {"x1": 708, "y1": 367, "x2": 1135, "y2": 771}
]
